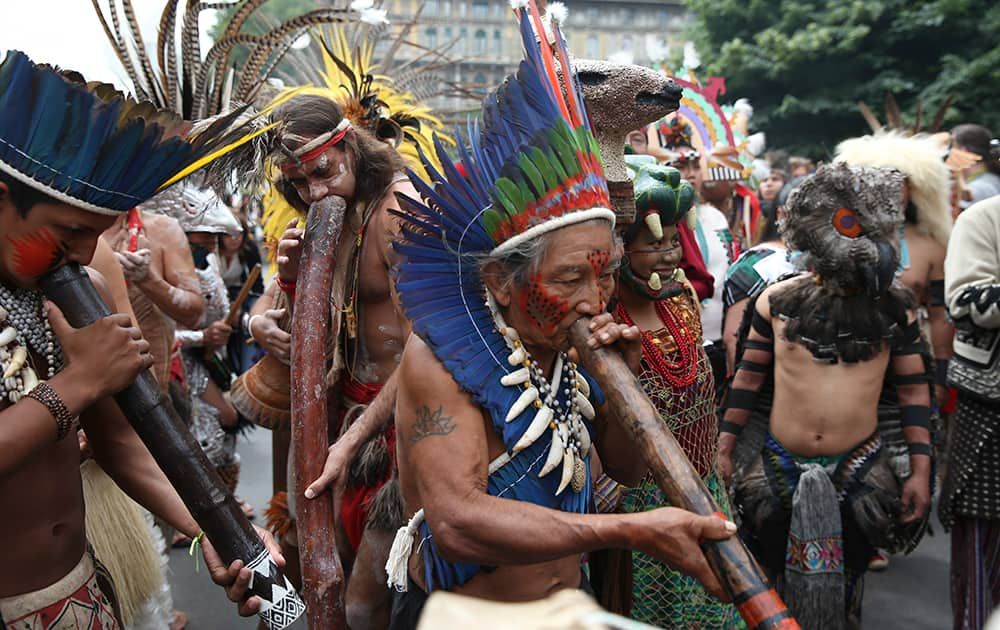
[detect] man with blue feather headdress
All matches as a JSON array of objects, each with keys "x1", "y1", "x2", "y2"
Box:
[
  {"x1": 382, "y1": 3, "x2": 736, "y2": 628},
  {"x1": 0, "y1": 52, "x2": 280, "y2": 628}
]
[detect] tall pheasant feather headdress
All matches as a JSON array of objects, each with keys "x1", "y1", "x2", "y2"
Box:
[
  {"x1": 0, "y1": 51, "x2": 265, "y2": 215},
  {"x1": 91, "y1": 0, "x2": 355, "y2": 120},
  {"x1": 258, "y1": 15, "x2": 456, "y2": 254}
]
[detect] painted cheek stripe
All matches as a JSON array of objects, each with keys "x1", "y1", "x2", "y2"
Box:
[{"x1": 7, "y1": 227, "x2": 67, "y2": 277}]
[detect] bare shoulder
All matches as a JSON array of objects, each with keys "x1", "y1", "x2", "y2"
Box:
[
  {"x1": 904, "y1": 226, "x2": 945, "y2": 259},
  {"x1": 759, "y1": 274, "x2": 811, "y2": 306},
  {"x1": 143, "y1": 213, "x2": 186, "y2": 242},
  {"x1": 399, "y1": 334, "x2": 460, "y2": 400},
  {"x1": 83, "y1": 267, "x2": 112, "y2": 303}
]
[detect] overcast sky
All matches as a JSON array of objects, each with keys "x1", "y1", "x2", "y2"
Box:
[{"x1": 0, "y1": 0, "x2": 217, "y2": 90}]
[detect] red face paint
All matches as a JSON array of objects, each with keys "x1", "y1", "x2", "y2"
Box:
[
  {"x1": 7, "y1": 228, "x2": 67, "y2": 278},
  {"x1": 587, "y1": 249, "x2": 612, "y2": 310},
  {"x1": 519, "y1": 273, "x2": 571, "y2": 336}
]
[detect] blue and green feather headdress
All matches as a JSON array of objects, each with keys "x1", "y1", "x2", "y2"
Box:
[
  {"x1": 392, "y1": 0, "x2": 610, "y2": 515},
  {"x1": 0, "y1": 51, "x2": 268, "y2": 215}
]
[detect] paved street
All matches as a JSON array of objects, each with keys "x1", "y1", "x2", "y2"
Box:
[{"x1": 167, "y1": 428, "x2": 954, "y2": 629}]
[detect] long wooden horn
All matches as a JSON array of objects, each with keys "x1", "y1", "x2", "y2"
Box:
[
  {"x1": 568, "y1": 317, "x2": 800, "y2": 630},
  {"x1": 290, "y1": 194, "x2": 348, "y2": 628},
  {"x1": 40, "y1": 264, "x2": 304, "y2": 630}
]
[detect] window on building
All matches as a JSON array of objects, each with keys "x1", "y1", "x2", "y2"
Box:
[
  {"x1": 586, "y1": 35, "x2": 599, "y2": 58},
  {"x1": 494, "y1": 29, "x2": 502, "y2": 55},
  {"x1": 425, "y1": 0, "x2": 438, "y2": 16},
  {"x1": 473, "y1": 0, "x2": 488, "y2": 19},
  {"x1": 622, "y1": 34, "x2": 633, "y2": 52},
  {"x1": 425, "y1": 27, "x2": 438, "y2": 49},
  {"x1": 474, "y1": 29, "x2": 487, "y2": 54}
]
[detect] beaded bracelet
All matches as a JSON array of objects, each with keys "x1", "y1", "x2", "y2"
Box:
[{"x1": 26, "y1": 382, "x2": 74, "y2": 441}]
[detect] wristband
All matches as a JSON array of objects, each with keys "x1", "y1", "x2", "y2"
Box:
[
  {"x1": 720, "y1": 420, "x2": 745, "y2": 436},
  {"x1": 928, "y1": 279, "x2": 945, "y2": 307},
  {"x1": 247, "y1": 314, "x2": 264, "y2": 343},
  {"x1": 935, "y1": 359, "x2": 949, "y2": 386},
  {"x1": 275, "y1": 276, "x2": 297, "y2": 295},
  {"x1": 907, "y1": 442, "x2": 932, "y2": 457},
  {"x1": 26, "y1": 382, "x2": 75, "y2": 441}
]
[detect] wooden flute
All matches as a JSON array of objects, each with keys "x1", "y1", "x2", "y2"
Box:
[
  {"x1": 289, "y1": 195, "x2": 349, "y2": 629},
  {"x1": 40, "y1": 263, "x2": 304, "y2": 630}
]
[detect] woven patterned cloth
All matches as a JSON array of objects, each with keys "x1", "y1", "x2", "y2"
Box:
[{"x1": 616, "y1": 292, "x2": 743, "y2": 628}]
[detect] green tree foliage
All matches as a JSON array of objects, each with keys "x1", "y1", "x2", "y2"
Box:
[{"x1": 685, "y1": 0, "x2": 1000, "y2": 158}]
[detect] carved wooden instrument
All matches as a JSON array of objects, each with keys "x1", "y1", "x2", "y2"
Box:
[
  {"x1": 40, "y1": 264, "x2": 304, "y2": 630},
  {"x1": 290, "y1": 195, "x2": 348, "y2": 629}
]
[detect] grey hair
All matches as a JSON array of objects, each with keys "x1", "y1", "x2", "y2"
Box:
[
  {"x1": 475, "y1": 218, "x2": 618, "y2": 290},
  {"x1": 477, "y1": 230, "x2": 555, "y2": 291}
]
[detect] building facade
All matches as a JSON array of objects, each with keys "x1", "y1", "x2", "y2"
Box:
[{"x1": 382, "y1": 0, "x2": 688, "y2": 116}]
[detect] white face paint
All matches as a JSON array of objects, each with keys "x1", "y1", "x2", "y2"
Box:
[{"x1": 284, "y1": 143, "x2": 357, "y2": 204}]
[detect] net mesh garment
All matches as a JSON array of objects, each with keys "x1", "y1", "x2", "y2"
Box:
[
  {"x1": 621, "y1": 473, "x2": 743, "y2": 629},
  {"x1": 632, "y1": 293, "x2": 719, "y2": 478},
  {"x1": 617, "y1": 293, "x2": 743, "y2": 628}
]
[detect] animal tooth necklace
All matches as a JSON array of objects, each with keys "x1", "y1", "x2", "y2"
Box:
[{"x1": 487, "y1": 293, "x2": 592, "y2": 494}]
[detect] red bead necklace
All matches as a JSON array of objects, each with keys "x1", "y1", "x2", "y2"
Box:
[{"x1": 615, "y1": 300, "x2": 698, "y2": 388}]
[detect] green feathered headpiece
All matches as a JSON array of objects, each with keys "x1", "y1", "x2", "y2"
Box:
[{"x1": 623, "y1": 154, "x2": 695, "y2": 242}]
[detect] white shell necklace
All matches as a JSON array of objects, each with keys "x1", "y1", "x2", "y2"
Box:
[
  {"x1": 0, "y1": 285, "x2": 63, "y2": 403},
  {"x1": 487, "y1": 293, "x2": 593, "y2": 495}
]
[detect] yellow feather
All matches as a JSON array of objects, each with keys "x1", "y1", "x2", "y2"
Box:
[{"x1": 159, "y1": 121, "x2": 278, "y2": 190}]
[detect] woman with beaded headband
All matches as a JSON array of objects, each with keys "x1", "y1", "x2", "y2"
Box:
[
  {"x1": 0, "y1": 51, "x2": 283, "y2": 628},
  {"x1": 595, "y1": 155, "x2": 742, "y2": 628},
  {"x1": 383, "y1": 2, "x2": 737, "y2": 628}
]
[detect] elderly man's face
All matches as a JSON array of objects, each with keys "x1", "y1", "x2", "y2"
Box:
[{"x1": 494, "y1": 221, "x2": 619, "y2": 353}]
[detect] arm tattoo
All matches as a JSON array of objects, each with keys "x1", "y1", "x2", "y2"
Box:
[{"x1": 409, "y1": 405, "x2": 456, "y2": 444}]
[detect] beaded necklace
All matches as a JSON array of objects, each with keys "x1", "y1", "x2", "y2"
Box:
[
  {"x1": 615, "y1": 300, "x2": 698, "y2": 388},
  {"x1": 0, "y1": 284, "x2": 63, "y2": 403}
]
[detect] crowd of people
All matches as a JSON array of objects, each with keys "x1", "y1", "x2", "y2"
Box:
[{"x1": 1, "y1": 1, "x2": 1000, "y2": 630}]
